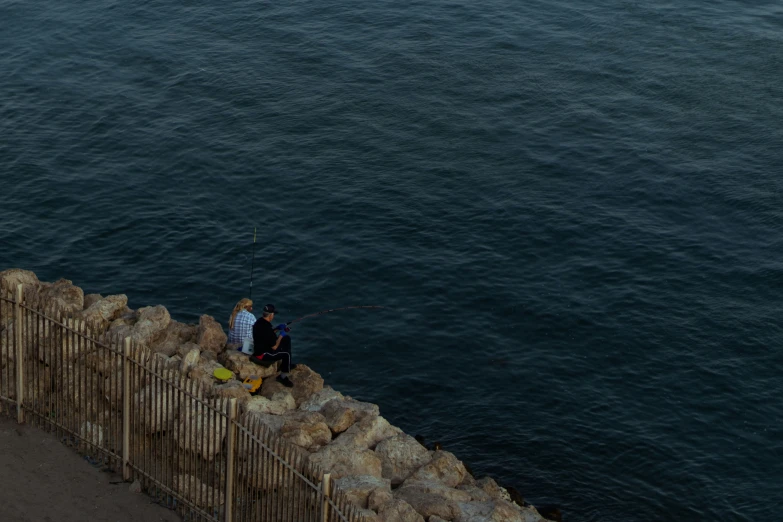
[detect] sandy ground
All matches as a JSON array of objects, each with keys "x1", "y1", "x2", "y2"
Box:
[{"x1": 0, "y1": 415, "x2": 181, "y2": 522}]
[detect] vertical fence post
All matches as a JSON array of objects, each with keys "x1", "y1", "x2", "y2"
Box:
[
  {"x1": 224, "y1": 398, "x2": 238, "y2": 522},
  {"x1": 122, "y1": 337, "x2": 131, "y2": 481},
  {"x1": 321, "y1": 472, "x2": 331, "y2": 522},
  {"x1": 14, "y1": 284, "x2": 24, "y2": 424}
]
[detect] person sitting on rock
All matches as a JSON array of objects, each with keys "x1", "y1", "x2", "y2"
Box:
[
  {"x1": 228, "y1": 298, "x2": 255, "y2": 348},
  {"x1": 250, "y1": 304, "x2": 295, "y2": 387}
]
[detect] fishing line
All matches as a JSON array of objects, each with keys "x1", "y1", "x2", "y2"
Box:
[
  {"x1": 285, "y1": 306, "x2": 387, "y2": 326},
  {"x1": 249, "y1": 227, "x2": 257, "y2": 299}
]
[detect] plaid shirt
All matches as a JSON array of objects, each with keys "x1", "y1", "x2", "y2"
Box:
[{"x1": 228, "y1": 309, "x2": 256, "y2": 344}]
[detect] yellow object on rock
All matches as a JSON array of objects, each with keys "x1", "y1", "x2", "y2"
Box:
[
  {"x1": 213, "y1": 368, "x2": 233, "y2": 382},
  {"x1": 243, "y1": 375, "x2": 263, "y2": 393}
]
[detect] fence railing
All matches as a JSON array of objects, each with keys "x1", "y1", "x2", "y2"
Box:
[{"x1": 0, "y1": 284, "x2": 364, "y2": 522}]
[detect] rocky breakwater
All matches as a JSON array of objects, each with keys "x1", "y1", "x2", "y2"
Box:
[{"x1": 0, "y1": 269, "x2": 557, "y2": 522}]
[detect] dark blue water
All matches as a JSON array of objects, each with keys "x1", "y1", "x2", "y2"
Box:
[{"x1": 2, "y1": 1, "x2": 782, "y2": 520}]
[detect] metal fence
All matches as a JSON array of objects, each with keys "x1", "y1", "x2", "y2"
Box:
[{"x1": 0, "y1": 284, "x2": 364, "y2": 522}]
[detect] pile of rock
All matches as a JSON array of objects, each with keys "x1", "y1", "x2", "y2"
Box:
[{"x1": 0, "y1": 269, "x2": 557, "y2": 522}]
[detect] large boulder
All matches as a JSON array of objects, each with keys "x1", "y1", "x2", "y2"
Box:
[
  {"x1": 259, "y1": 364, "x2": 324, "y2": 406},
  {"x1": 321, "y1": 398, "x2": 380, "y2": 434},
  {"x1": 180, "y1": 346, "x2": 201, "y2": 374},
  {"x1": 280, "y1": 410, "x2": 332, "y2": 452},
  {"x1": 79, "y1": 294, "x2": 128, "y2": 332},
  {"x1": 375, "y1": 434, "x2": 432, "y2": 485},
  {"x1": 0, "y1": 268, "x2": 38, "y2": 324},
  {"x1": 334, "y1": 475, "x2": 391, "y2": 509},
  {"x1": 376, "y1": 499, "x2": 425, "y2": 522},
  {"x1": 221, "y1": 350, "x2": 278, "y2": 380},
  {"x1": 130, "y1": 305, "x2": 171, "y2": 347},
  {"x1": 197, "y1": 314, "x2": 227, "y2": 355},
  {"x1": 59, "y1": 364, "x2": 103, "y2": 415},
  {"x1": 133, "y1": 383, "x2": 178, "y2": 434},
  {"x1": 82, "y1": 293, "x2": 103, "y2": 310},
  {"x1": 393, "y1": 487, "x2": 460, "y2": 521},
  {"x1": 308, "y1": 444, "x2": 383, "y2": 479},
  {"x1": 38, "y1": 278, "x2": 84, "y2": 315},
  {"x1": 189, "y1": 359, "x2": 227, "y2": 392},
  {"x1": 240, "y1": 404, "x2": 330, "y2": 452},
  {"x1": 173, "y1": 474, "x2": 224, "y2": 510},
  {"x1": 398, "y1": 480, "x2": 472, "y2": 503},
  {"x1": 368, "y1": 488, "x2": 394, "y2": 512},
  {"x1": 241, "y1": 411, "x2": 285, "y2": 438},
  {"x1": 211, "y1": 381, "x2": 252, "y2": 408},
  {"x1": 176, "y1": 399, "x2": 227, "y2": 461},
  {"x1": 456, "y1": 485, "x2": 493, "y2": 502},
  {"x1": 298, "y1": 387, "x2": 344, "y2": 412},
  {"x1": 455, "y1": 500, "x2": 548, "y2": 522},
  {"x1": 150, "y1": 320, "x2": 197, "y2": 356},
  {"x1": 408, "y1": 451, "x2": 468, "y2": 488},
  {"x1": 355, "y1": 509, "x2": 380, "y2": 522},
  {"x1": 0, "y1": 268, "x2": 39, "y2": 294},
  {"x1": 475, "y1": 477, "x2": 512, "y2": 503},
  {"x1": 79, "y1": 421, "x2": 106, "y2": 448},
  {"x1": 244, "y1": 392, "x2": 296, "y2": 416},
  {"x1": 332, "y1": 415, "x2": 402, "y2": 451}
]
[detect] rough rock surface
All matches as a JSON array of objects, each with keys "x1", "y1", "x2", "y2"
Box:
[
  {"x1": 308, "y1": 444, "x2": 383, "y2": 479},
  {"x1": 79, "y1": 421, "x2": 105, "y2": 448},
  {"x1": 211, "y1": 381, "x2": 252, "y2": 407},
  {"x1": 189, "y1": 359, "x2": 227, "y2": 391},
  {"x1": 393, "y1": 487, "x2": 458, "y2": 521},
  {"x1": 133, "y1": 383, "x2": 178, "y2": 434},
  {"x1": 457, "y1": 485, "x2": 493, "y2": 502},
  {"x1": 244, "y1": 392, "x2": 296, "y2": 416},
  {"x1": 375, "y1": 433, "x2": 433, "y2": 485},
  {"x1": 38, "y1": 279, "x2": 84, "y2": 314},
  {"x1": 80, "y1": 294, "x2": 128, "y2": 332},
  {"x1": 408, "y1": 451, "x2": 468, "y2": 488},
  {"x1": 260, "y1": 365, "x2": 324, "y2": 406},
  {"x1": 82, "y1": 293, "x2": 103, "y2": 310},
  {"x1": 0, "y1": 268, "x2": 39, "y2": 294},
  {"x1": 398, "y1": 480, "x2": 473, "y2": 503},
  {"x1": 334, "y1": 475, "x2": 391, "y2": 509},
  {"x1": 176, "y1": 400, "x2": 227, "y2": 461},
  {"x1": 279, "y1": 410, "x2": 332, "y2": 452},
  {"x1": 197, "y1": 314, "x2": 227, "y2": 355},
  {"x1": 332, "y1": 415, "x2": 402, "y2": 450},
  {"x1": 241, "y1": 411, "x2": 285, "y2": 436},
  {"x1": 298, "y1": 386, "x2": 344, "y2": 412},
  {"x1": 152, "y1": 321, "x2": 198, "y2": 357},
  {"x1": 455, "y1": 500, "x2": 547, "y2": 522},
  {"x1": 221, "y1": 351, "x2": 278, "y2": 380},
  {"x1": 376, "y1": 499, "x2": 426, "y2": 522},
  {"x1": 368, "y1": 488, "x2": 394, "y2": 512},
  {"x1": 180, "y1": 346, "x2": 200, "y2": 374},
  {"x1": 321, "y1": 398, "x2": 380, "y2": 434},
  {"x1": 173, "y1": 474, "x2": 224, "y2": 509},
  {"x1": 130, "y1": 305, "x2": 171, "y2": 347},
  {"x1": 355, "y1": 508, "x2": 381, "y2": 522},
  {"x1": 475, "y1": 477, "x2": 512, "y2": 503}
]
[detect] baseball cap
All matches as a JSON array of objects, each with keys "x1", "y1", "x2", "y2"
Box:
[{"x1": 263, "y1": 304, "x2": 277, "y2": 314}]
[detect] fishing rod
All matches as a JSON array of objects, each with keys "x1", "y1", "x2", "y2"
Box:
[
  {"x1": 249, "y1": 227, "x2": 257, "y2": 300},
  {"x1": 282, "y1": 305, "x2": 387, "y2": 327}
]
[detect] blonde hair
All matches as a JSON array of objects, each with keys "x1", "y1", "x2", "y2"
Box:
[{"x1": 229, "y1": 298, "x2": 253, "y2": 329}]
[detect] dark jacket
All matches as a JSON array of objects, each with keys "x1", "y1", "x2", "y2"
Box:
[{"x1": 252, "y1": 319, "x2": 278, "y2": 355}]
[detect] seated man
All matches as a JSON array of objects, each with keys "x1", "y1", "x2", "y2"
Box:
[{"x1": 250, "y1": 304, "x2": 295, "y2": 387}]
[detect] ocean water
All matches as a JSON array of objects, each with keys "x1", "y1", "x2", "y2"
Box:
[{"x1": 1, "y1": 0, "x2": 781, "y2": 520}]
